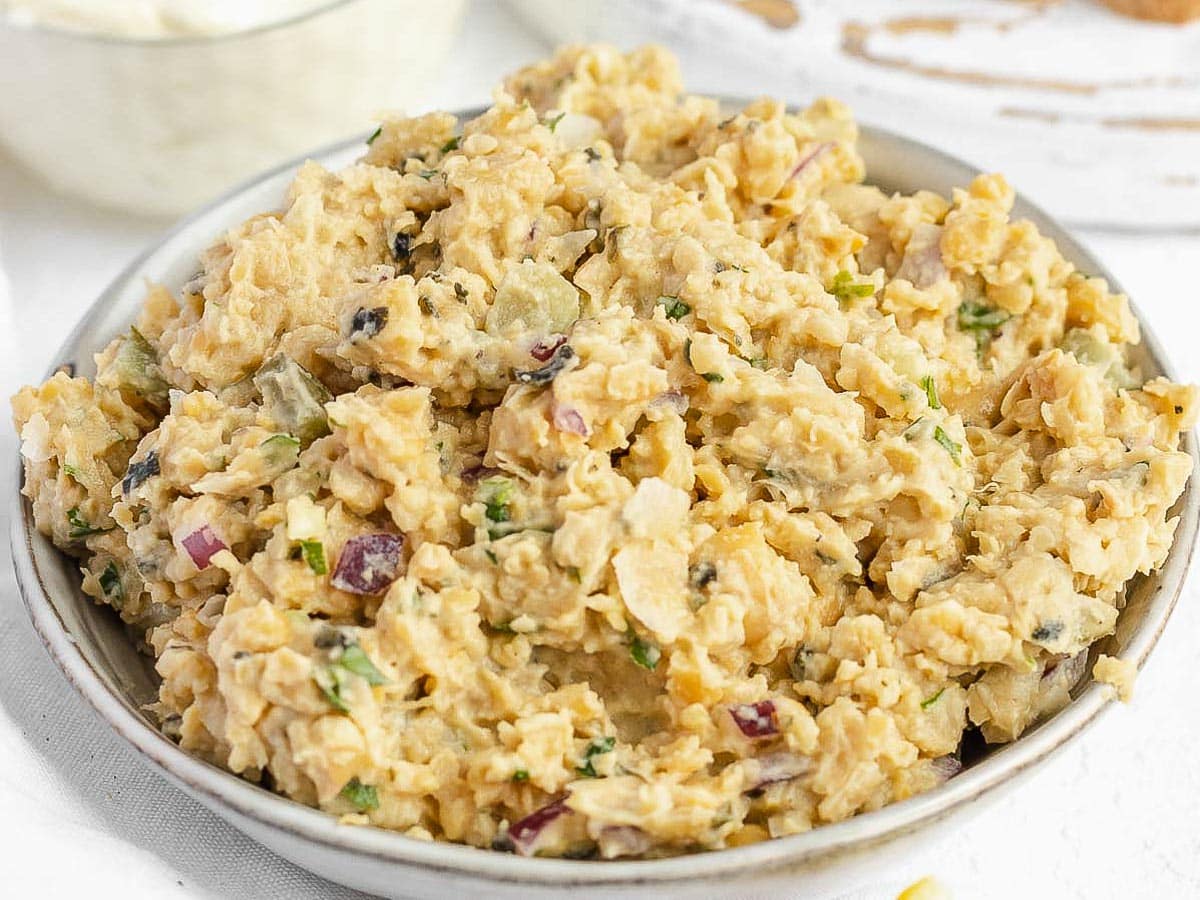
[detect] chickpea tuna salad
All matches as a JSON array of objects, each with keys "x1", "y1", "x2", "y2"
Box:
[{"x1": 13, "y1": 44, "x2": 1196, "y2": 859}]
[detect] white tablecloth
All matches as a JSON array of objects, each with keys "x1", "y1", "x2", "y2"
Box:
[{"x1": 2, "y1": 3, "x2": 1198, "y2": 897}]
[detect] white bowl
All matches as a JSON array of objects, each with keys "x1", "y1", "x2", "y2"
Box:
[
  {"x1": 11, "y1": 114, "x2": 1199, "y2": 899},
  {"x1": 0, "y1": 0, "x2": 465, "y2": 216}
]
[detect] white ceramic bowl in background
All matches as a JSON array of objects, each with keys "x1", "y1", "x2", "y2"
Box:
[
  {"x1": 0, "y1": 0, "x2": 465, "y2": 217},
  {"x1": 10, "y1": 113, "x2": 1198, "y2": 898}
]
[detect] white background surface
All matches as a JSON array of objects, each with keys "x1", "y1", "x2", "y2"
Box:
[{"x1": 2, "y1": 3, "x2": 1199, "y2": 897}]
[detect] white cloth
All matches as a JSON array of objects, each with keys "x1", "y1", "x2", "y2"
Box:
[{"x1": 2, "y1": 3, "x2": 1199, "y2": 897}]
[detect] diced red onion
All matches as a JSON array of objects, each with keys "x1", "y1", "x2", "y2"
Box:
[
  {"x1": 651, "y1": 390, "x2": 689, "y2": 416},
  {"x1": 930, "y1": 755, "x2": 963, "y2": 784},
  {"x1": 331, "y1": 533, "x2": 404, "y2": 595},
  {"x1": 789, "y1": 141, "x2": 834, "y2": 181},
  {"x1": 509, "y1": 798, "x2": 570, "y2": 856},
  {"x1": 597, "y1": 825, "x2": 651, "y2": 859},
  {"x1": 530, "y1": 334, "x2": 567, "y2": 362},
  {"x1": 729, "y1": 700, "x2": 778, "y2": 738},
  {"x1": 551, "y1": 402, "x2": 590, "y2": 437},
  {"x1": 746, "y1": 752, "x2": 811, "y2": 791},
  {"x1": 181, "y1": 525, "x2": 227, "y2": 570}
]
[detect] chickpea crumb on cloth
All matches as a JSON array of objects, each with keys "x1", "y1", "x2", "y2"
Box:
[{"x1": 13, "y1": 44, "x2": 1195, "y2": 859}]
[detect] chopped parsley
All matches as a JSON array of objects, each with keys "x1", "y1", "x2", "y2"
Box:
[
  {"x1": 575, "y1": 736, "x2": 616, "y2": 778},
  {"x1": 299, "y1": 540, "x2": 327, "y2": 575},
  {"x1": 957, "y1": 301, "x2": 1010, "y2": 350},
  {"x1": 67, "y1": 507, "x2": 109, "y2": 540},
  {"x1": 315, "y1": 640, "x2": 387, "y2": 712},
  {"x1": 98, "y1": 561, "x2": 124, "y2": 604},
  {"x1": 440, "y1": 135, "x2": 461, "y2": 154},
  {"x1": 366, "y1": 126, "x2": 382, "y2": 145},
  {"x1": 933, "y1": 426, "x2": 962, "y2": 464},
  {"x1": 920, "y1": 375, "x2": 941, "y2": 410},
  {"x1": 630, "y1": 635, "x2": 661, "y2": 671},
  {"x1": 417, "y1": 168, "x2": 439, "y2": 181},
  {"x1": 657, "y1": 296, "x2": 691, "y2": 320},
  {"x1": 316, "y1": 665, "x2": 352, "y2": 713},
  {"x1": 701, "y1": 372, "x2": 725, "y2": 384},
  {"x1": 512, "y1": 768, "x2": 530, "y2": 783},
  {"x1": 544, "y1": 112, "x2": 566, "y2": 132},
  {"x1": 338, "y1": 644, "x2": 388, "y2": 685},
  {"x1": 481, "y1": 477, "x2": 514, "y2": 527},
  {"x1": 340, "y1": 777, "x2": 379, "y2": 812},
  {"x1": 920, "y1": 688, "x2": 946, "y2": 710},
  {"x1": 62, "y1": 463, "x2": 81, "y2": 481},
  {"x1": 828, "y1": 270, "x2": 875, "y2": 304}
]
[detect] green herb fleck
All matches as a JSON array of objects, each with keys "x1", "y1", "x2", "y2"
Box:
[
  {"x1": 366, "y1": 126, "x2": 382, "y2": 145},
  {"x1": 481, "y1": 477, "x2": 514, "y2": 525},
  {"x1": 702, "y1": 372, "x2": 724, "y2": 384},
  {"x1": 98, "y1": 561, "x2": 124, "y2": 604},
  {"x1": 920, "y1": 375, "x2": 941, "y2": 410},
  {"x1": 545, "y1": 112, "x2": 566, "y2": 132},
  {"x1": 748, "y1": 357, "x2": 770, "y2": 370},
  {"x1": 67, "y1": 507, "x2": 109, "y2": 540},
  {"x1": 315, "y1": 640, "x2": 387, "y2": 712},
  {"x1": 956, "y1": 301, "x2": 1011, "y2": 351},
  {"x1": 828, "y1": 270, "x2": 875, "y2": 304},
  {"x1": 417, "y1": 168, "x2": 439, "y2": 181},
  {"x1": 300, "y1": 540, "x2": 327, "y2": 575},
  {"x1": 62, "y1": 463, "x2": 81, "y2": 481},
  {"x1": 338, "y1": 644, "x2": 387, "y2": 685},
  {"x1": 920, "y1": 688, "x2": 946, "y2": 710},
  {"x1": 584, "y1": 147, "x2": 601, "y2": 162},
  {"x1": 512, "y1": 768, "x2": 530, "y2": 783},
  {"x1": 340, "y1": 777, "x2": 379, "y2": 812},
  {"x1": 315, "y1": 665, "x2": 352, "y2": 713},
  {"x1": 484, "y1": 548, "x2": 498, "y2": 565},
  {"x1": 440, "y1": 135, "x2": 461, "y2": 154},
  {"x1": 933, "y1": 426, "x2": 962, "y2": 464},
  {"x1": 657, "y1": 296, "x2": 691, "y2": 320},
  {"x1": 575, "y1": 736, "x2": 616, "y2": 777},
  {"x1": 630, "y1": 635, "x2": 661, "y2": 671}
]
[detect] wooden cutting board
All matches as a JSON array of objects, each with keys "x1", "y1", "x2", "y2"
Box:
[{"x1": 507, "y1": 0, "x2": 1200, "y2": 231}]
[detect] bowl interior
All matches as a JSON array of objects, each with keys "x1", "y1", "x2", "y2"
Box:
[{"x1": 13, "y1": 112, "x2": 1198, "y2": 886}]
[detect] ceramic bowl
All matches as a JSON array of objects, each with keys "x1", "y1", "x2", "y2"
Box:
[
  {"x1": 11, "y1": 112, "x2": 1198, "y2": 899},
  {"x1": 0, "y1": 0, "x2": 465, "y2": 216}
]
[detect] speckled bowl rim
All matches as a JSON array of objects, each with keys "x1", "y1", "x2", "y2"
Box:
[{"x1": 11, "y1": 107, "x2": 1199, "y2": 890}]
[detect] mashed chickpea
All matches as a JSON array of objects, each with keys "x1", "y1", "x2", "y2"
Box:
[{"x1": 12, "y1": 45, "x2": 1195, "y2": 858}]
